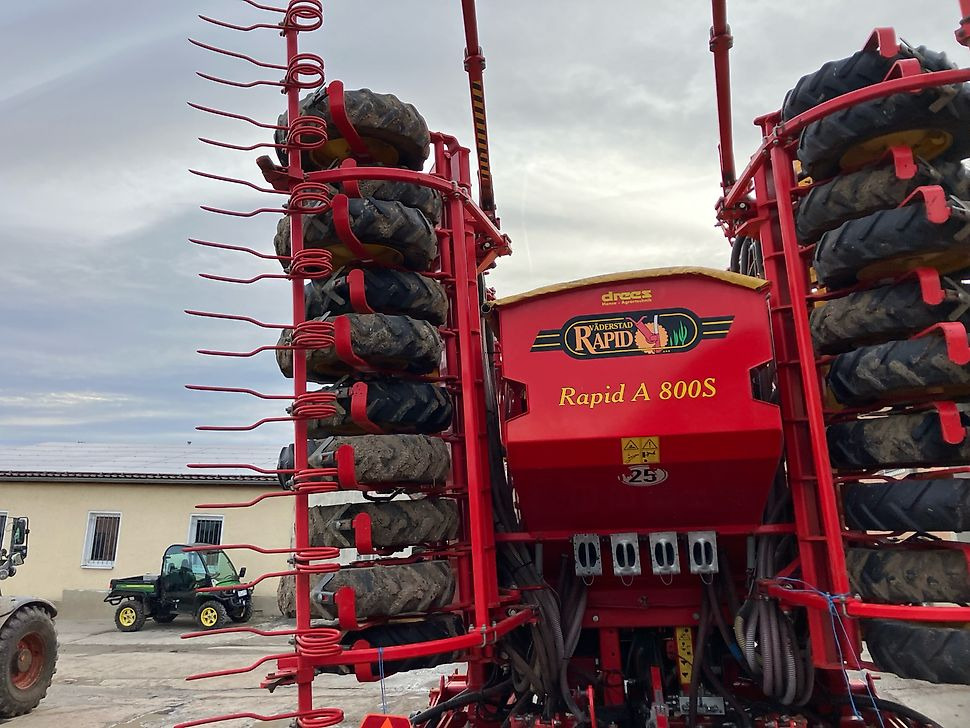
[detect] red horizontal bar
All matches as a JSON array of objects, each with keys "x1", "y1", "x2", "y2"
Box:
[{"x1": 494, "y1": 523, "x2": 785, "y2": 542}]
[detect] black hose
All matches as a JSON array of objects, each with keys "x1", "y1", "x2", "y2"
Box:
[
  {"x1": 699, "y1": 660, "x2": 753, "y2": 728},
  {"x1": 687, "y1": 591, "x2": 711, "y2": 728},
  {"x1": 411, "y1": 679, "x2": 514, "y2": 725}
]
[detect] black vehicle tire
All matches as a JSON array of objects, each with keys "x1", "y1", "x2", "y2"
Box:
[
  {"x1": 276, "y1": 197, "x2": 438, "y2": 272},
  {"x1": 306, "y1": 267, "x2": 448, "y2": 325},
  {"x1": 277, "y1": 313, "x2": 444, "y2": 382},
  {"x1": 0, "y1": 606, "x2": 57, "y2": 718},
  {"x1": 827, "y1": 405, "x2": 970, "y2": 470},
  {"x1": 304, "y1": 380, "x2": 453, "y2": 436},
  {"x1": 276, "y1": 87, "x2": 431, "y2": 171},
  {"x1": 798, "y1": 87, "x2": 970, "y2": 179},
  {"x1": 843, "y1": 478, "x2": 970, "y2": 532},
  {"x1": 279, "y1": 434, "x2": 452, "y2": 487},
  {"x1": 229, "y1": 601, "x2": 253, "y2": 624},
  {"x1": 826, "y1": 334, "x2": 970, "y2": 406},
  {"x1": 309, "y1": 498, "x2": 460, "y2": 549},
  {"x1": 810, "y1": 276, "x2": 970, "y2": 354},
  {"x1": 311, "y1": 560, "x2": 455, "y2": 621},
  {"x1": 782, "y1": 45, "x2": 954, "y2": 121},
  {"x1": 847, "y1": 547, "x2": 970, "y2": 603},
  {"x1": 317, "y1": 615, "x2": 465, "y2": 678},
  {"x1": 114, "y1": 601, "x2": 146, "y2": 633},
  {"x1": 795, "y1": 158, "x2": 960, "y2": 243},
  {"x1": 349, "y1": 179, "x2": 442, "y2": 224},
  {"x1": 865, "y1": 619, "x2": 970, "y2": 685},
  {"x1": 152, "y1": 612, "x2": 177, "y2": 624},
  {"x1": 195, "y1": 601, "x2": 228, "y2": 631},
  {"x1": 813, "y1": 198, "x2": 970, "y2": 290}
]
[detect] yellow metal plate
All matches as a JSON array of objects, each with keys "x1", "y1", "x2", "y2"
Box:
[{"x1": 621, "y1": 436, "x2": 660, "y2": 464}]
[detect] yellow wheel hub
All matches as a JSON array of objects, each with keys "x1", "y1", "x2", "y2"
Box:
[
  {"x1": 199, "y1": 607, "x2": 219, "y2": 628},
  {"x1": 325, "y1": 242, "x2": 404, "y2": 269},
  {"x1": 309, "y1": 136, "x2": 400, "y2": 169},
  {"x1": 840, "y1": 128, "x2": 953, "y2": 171},
  {"x1": 118, "y1": 607, "x2": 136, "y2": 627}
]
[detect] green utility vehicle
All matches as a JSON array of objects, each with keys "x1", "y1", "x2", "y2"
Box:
[{"x1": 104, "y1": 544, "x2": 252, "y2": 631}]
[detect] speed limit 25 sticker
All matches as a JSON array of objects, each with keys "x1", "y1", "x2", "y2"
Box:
[{"x1": 618, "y1": 465, "x2": 669, "y2": 487}]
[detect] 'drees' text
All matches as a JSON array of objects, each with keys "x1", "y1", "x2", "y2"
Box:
[{"x1": 559, "y1": 379, "x2": 717, "y2": 409}]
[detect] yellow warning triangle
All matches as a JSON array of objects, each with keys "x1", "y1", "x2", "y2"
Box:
[
  {"x1": 644, "y1": 439, "x2": 657, "y2": 449},
  {"x1": 623, "y1": 440, "x2": 640, "y2": 450}
]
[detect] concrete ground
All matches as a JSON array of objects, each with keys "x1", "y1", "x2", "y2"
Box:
[{"x1": 11, "y1": 618, "x2": 969, "y2": 727}]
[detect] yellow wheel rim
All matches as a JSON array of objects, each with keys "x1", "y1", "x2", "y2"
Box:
[
  {"x1": 118, "y1": 607, "x2": 136, "y2": 627},
  {"x1": 840, "y1": 128, "x2": 953, "y2": 171},
  {"x1": 200, "y1": 607, "x2": 219, "y2": 628},
  {"x1": 309, "y1": 136, "x2": 401, "y2": 169}
]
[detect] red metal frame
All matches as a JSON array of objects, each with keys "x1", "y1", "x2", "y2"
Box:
[{"x1": 712, "y1": 0, "x2": 970, "y2": 673}]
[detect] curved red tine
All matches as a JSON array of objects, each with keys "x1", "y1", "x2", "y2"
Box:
[
  {"x1": 189, "y1": 169, "x2": 285, "y2": 195},
  {"x1": 196, "y1": 136, "x2": 287, "y2": 152},
  {"x1": 239, "y1": 0, "x2": 287, "y2": 13},
  {"x1": 185, "y1": 385, "x2": 291, "y2": 399},
  {"x1": 189, "y1": 238, "x2": 288, "y2": 261},
  {"x1": 196, "y1": 71, "x2": 286, "y2": 90},
  {"x1": 185, "y1": 651, "x2": 291, "y2": 682},
  {"x1": 196, "y1": 417, "x2": 295, "y2": 432},
  {"x1": 197, "y1": 14, "x2": 282, "y2": 33},
  {"x1": 194, "y1": 483, "x2": 338, "y2": 509},
  {"x1": 184, "y1": 309, "x2": 290, "y2": 329},
  {"x1": 175, "y1": 708, "x2": 343, "y2": 728},
  {"x1": 198, "y1": 271, "x2": 289, "y2": 284},
  {"x1": 187, "y1": 102, "x2": 287, "y2": 131},
  {"x1": 188, "y1": 38, "x2": 287, "y2": 71},
  {"x1": 199, "y1": 203, "x2": 288, "y2": 217},
  {"x1": 197, "y1": 344, "x2": 288, "y2": 357}
]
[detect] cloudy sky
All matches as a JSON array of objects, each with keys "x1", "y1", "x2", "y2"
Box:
[{"x1": 0, "y1": 0, "x2": 965, "y2": 446}]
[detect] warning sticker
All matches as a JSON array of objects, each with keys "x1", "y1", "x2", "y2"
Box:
[{"x1": 621, "y1": 436, "x2": 660, "y2": 464}]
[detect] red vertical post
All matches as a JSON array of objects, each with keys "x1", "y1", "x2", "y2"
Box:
[{"x1": 710, "y1": 0, "x2": 736, "y2": 191}]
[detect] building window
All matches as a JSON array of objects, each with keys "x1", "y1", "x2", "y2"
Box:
[
  {"x1": 0, "y1": 512, "x2": 7, "y2": 542},
  {"x1": 189, "y1": 515, "x2": 223, "y2": 545},
  {"x1": 82, "y1": 512, "x2": 121, "y2": 568}
]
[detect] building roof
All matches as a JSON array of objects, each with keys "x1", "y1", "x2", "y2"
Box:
[{"x1": 0, "y1": 442, "x2": 279, "y2": 484}]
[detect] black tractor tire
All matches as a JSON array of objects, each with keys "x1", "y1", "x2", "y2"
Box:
[
  {"x1": 276, "y1": 87, "x2": 431, "y2": 171},
  {"x1": 305, "y1": 267, "x2": 448, "y2": 326},
  {"x1": 304, "y1": 380, "x2": 453, "y2": 436},
  {"x1": 114, "y1": 601, "x2": 146, "y2": 633},
  {"x1": 279, "y1": 434, "x2": 452, "y2": 487},
  {"x1": 152, "y1": 612, "x2": 177, "y2": 624},
  {"x1": 782, "y1": 45, "x2": 954, "y2": 121},
  {"x1": 277, "y1": 313, "x2": 444, "y2": 382},
  {"x1": 308, "y1": 498, "x2": 460, "y2": 550},
  {"x1": 843, "y1": 478, "x2": 970, "y2": 532},
  {"x1": 827, "y1": 404, "x2": 970, "y2": 470},
  {"x1": 276, "y1": 196, "x2": 438, "y2": 272},
  {"x1": 346, "y1": 179, "x2": 442, "y2": 224},
  {"x1": 195, "y1": 601, "x2": 228, "y2": 631},
  {"x1": 826, "y1": 334, "x2": 970, "y2": 406},
  {"x1": 310, "y1": 560, "x2": 455, "y2": 621},
  {"x1": 795, "y1": 158, "x2": 964, "y2": 243},
  {"x1": 847, "y1": 547, "x2": 970, "y2": 603},
  {"x1": 277, "y1": 574, "x2": 326, "y2": 619},
  {"x1": 229, "y1": 601, "x2": 254, "y2": 624},
  {"x1": 865, "y1": 619, "x2": 970, "y2": 685},
  {"x1": 317, "y1": 615, "x2": 465, "y2": 678},
  {"x1": 810, "y1": 276, "x2": 970, "y2": 354},
  {"x1": 813, "y1": 198, "x2": 970, "y2": 290},
  {"x1": 0, "y1": 606, "x2": 57, "y2": 718},
  {"x1": 797, "y1": 85, "x2": 970, "y2": 180}
]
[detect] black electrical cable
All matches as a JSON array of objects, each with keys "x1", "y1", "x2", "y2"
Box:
[{"x1": 411, "y1": 678, "x2": 514, "y2": 726}]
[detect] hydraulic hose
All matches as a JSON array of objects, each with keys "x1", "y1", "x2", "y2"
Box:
[{"x1": 411, "y1": 678, "x2": 514, "y2": 725}]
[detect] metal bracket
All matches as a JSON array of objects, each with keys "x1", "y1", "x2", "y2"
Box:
[
  {"x1": 572, "y1": 534, "x2": 602, "y2": 577},
  {"x1": 687, "y1": 531, "x2": 719, "y2": 575},
  {"x1": 609, "y1": 533, "x2": 641, "y2": 577},
  {"x1": 648, "y1": 532, "x2": 680, "y2": 576}
]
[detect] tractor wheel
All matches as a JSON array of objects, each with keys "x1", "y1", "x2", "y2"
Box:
[
  {"x1": 810, "y1": 276, "x2": 970, "y2": 354},
  {"x1": 826, "y1": 334, "x2": 970, "y2": 406},
  {"x1": 195, "y1": 601, "x2": 228, "y2": 631},
  {"x1": 311, "y1": 560, "x2": 455, "y2": 621},
  {"x1": 348, "y1": 179, "x2": 442, "y2": 224},
  {"x1": 782, "y1": 45, "x2": 954, "y2": 121},
  {"x1": 795, "y1": 158, "x2": 960, "y2": 243},
  {"x1": 865, "y1": 619, "x2": 970, "y2": 685},
  {"x1": 305, "y1": 267, "x2": 448, "y2": 325},
  {"x1": 318, "y1": 615, "x2": 465, "y2": 678},
  {"x1": 229, "y1": 601, "x2": 254, "y2": 624},
  {"x1": 0, "y1": 606, "x2": 57, "y2": 718},
  {"x1": 304, "y1": 380, "x2": 453, "y2": 436},
  {"x1": 152, "y1": 612, "x2": 177, "y2": 624},
  {"x1": 846, "y1": 547, "x2": 970, "y2": 604},
  {"x1": 114, "y1": 601, "x2": 146, "y2": 632},
  {"x1": 309, "y1": 498, "x2": 460, "y2": 550},
  {"x1": 279, "y1": 434, "x2": 452, "y2": 487},
  {"x1": 826, "y1": 405, "x2": 970, "y2": 470},
  {"x1": 277, "y1": 313, "x2": 444, "y2": 382},
  {"x1": 276, "y1": 197, "x2": 438, "y2": 272},
  {"x1": 813, "y1": 197, "x2": 970, "y2": 290},
  {"x1": 276, "y1": 87, "x2": 431, "y2": 171},
  {"x1": 797, "y1": 86, "x2": 970, "y2": 179},
  {"x1": 843, "y1": 478, "x2": 970, "y2": 532}
]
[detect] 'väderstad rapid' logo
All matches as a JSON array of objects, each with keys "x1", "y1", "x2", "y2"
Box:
[{"x1": 530, "y1": 308, "x2": 733, "y2": 359}]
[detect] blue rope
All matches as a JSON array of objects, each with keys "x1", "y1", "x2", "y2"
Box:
[
  {"x1": 775, "y1": 577, "x2": 884, "y2": 728},
  {"x1": 378, "y1": 646, "x2": 388, "y2": 714}
]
